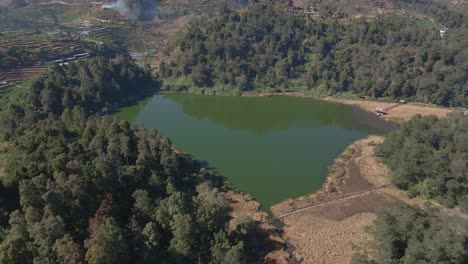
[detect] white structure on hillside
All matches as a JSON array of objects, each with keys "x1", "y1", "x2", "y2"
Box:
[{"x1": 440, "y1": 27, "x2": 449, "y2": 38}]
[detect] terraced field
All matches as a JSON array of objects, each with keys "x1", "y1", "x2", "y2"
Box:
[{"x1": 0, "y1": 34, "x2": 90, "y2": 88}]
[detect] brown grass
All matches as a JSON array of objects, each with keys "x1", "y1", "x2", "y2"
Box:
[
  {"x1": 242, "y1": 92, "x2": 455, "y2": 123},
  {"x1": 325, "y1": 98, "x2": 454, "y2": 122},
  {"x1": 271, "y1": 136, "x2": 427, "y2": 264},
  {"x1": 224, "y1": 190, "x2": 291, "y2": 263}
]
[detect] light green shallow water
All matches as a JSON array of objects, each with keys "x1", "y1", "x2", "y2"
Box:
[{"x1": 116, "y1": 94, "x2": 394, "y2": 209}]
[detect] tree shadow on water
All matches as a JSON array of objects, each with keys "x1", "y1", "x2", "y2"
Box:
[{"x1": 192, "y1": 157, "x2": 299, "y2": 263}]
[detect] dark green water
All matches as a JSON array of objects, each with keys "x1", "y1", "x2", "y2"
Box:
[{"x1": 116, "y1": 94, "x2": 394, "y2": 209}]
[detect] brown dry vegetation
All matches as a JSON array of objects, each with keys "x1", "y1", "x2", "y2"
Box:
[
  {"x1": 224, "y1": 190, "x2": 292, "y2": 264},
  {"x1": 241, "y1": 92, "x2": 456, "y2": 123},
  {"x1": 144, "y1": 15, "x2": 195, "y2": 69},
  {"x1": 270, "y1": 136, "x2": 430, "y2": 263},
  {"x1": 325, "y1": 98, "x2": 455, "y2": 123}
]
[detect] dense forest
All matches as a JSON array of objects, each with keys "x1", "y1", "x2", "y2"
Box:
[
  {"x1": 160, "y1": 4, "x2": 312, "y2": 93},
  {"x1": 29, "y1": 56, "x2": 155, "y2": 116},
  {"x1": 353, "y1": 203, "x2": 468, "y2": 264},
  {"x1": 377, "y1": 113, "x2": 468, "y2": 210},
  {"x1": 0, "y1": 57, "x2": 264, "y2": 263},
  {"x1": 160, "y1": 3, "x2": 467, "y2": 106},
  {"x1": 1, "y1": 1, "x2": 467, "y2": 263}
]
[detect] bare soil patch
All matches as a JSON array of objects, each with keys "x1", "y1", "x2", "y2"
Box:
[
  {"x1": 280, "y1": 195, "x2": 390, "y2": 263},
  {"x1": 242, "y1": 92, "x2": 455, "y2": 123},
  {"x1": 271, "y1": 135, "x2": 463, "y2": 263},
  {"x1": 224, "y1": 190, "x2": 292, "y2": 264},
  {"x1": 271, "y1": 136, "x2": 389, "y2": 216},
  {"x1": 270, "y1": 136, "x2": 413, "y2": 263},
  {"x1": 325, "y1": 98, "x2": 454, "y2": 122},
  {"x1": 143, "y1": 15, "x2": 195, "y2": 69}
]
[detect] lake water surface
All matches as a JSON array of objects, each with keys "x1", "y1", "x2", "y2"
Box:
[{"x1": 116, "y1": 94, "x2": 394, "y2": 209}]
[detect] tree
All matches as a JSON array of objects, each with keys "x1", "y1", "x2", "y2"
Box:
[
  {"x1": 0, "y1": 211, "x2": 33, "y2": 264},
  {"x1": 355, "y1": 203, "x2": 468, "y2": 264},
  {"x1": 53, "y1": 234, "x2": 85, "y2": 264},
  {"x1": 195, "y1": 182, "x2": 228, "y2": 235},
  {"x1": 132, "y1": 189, "x2": 154, "y2": 220},
  {"x1": 85, "y1": 217, "x2": 130, "y2": 264},
  {"x1": 223, "y1": 242, "x2": 245, "y2": 264},
  {"x1": 377, "y1": 113, "x2": 468, "y2": 208},
  {"x1": 88, "y1": 194, "x2": 114, "y2": 234},
  {"x1": 0, "y1": 49, "x2": 263, "y2": 263},
  {"x1": 141, "y1": 221, "x2": 161, "y2": 259},
  {"x1": 0, "y1": 235, "x2": 34, "y2": 264},
  {"x1": 210, "y1": 231, "x2": 246, "y2": 264},
  {"x1": 169, "y1": 213, "x2": 194, "y2": 258}
]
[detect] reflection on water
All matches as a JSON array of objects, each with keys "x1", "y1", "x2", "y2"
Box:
[
  {"x1": 115, "y1": 94, "x2": 395, "y2": 209},
  {"x1": 167, "y1": 94, "x2": 395, "y2": 134}
]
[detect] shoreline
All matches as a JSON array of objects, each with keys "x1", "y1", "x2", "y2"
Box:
[
  {"x1": 270, "y1": 136, "x2": 390, "y2": 216},
  {"x1": 269, "y1": 133, "x2": 468, "y2": 263},
  {"x1": 270, "y1": 136, "x2": 397, "y2": 263},
  {"x1": 158, "y1": 90, "x2": 457, "y2": 123},
  {"x1": 154, "y1": 90, "x2": 457, "y2": 213},
  {"x1": 154, "y1": 90, "x2": 460, "y2": 262}
]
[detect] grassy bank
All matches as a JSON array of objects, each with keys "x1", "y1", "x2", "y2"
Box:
[{"x1": 158, "y1": 88, "x2": 457, "y2": 124}]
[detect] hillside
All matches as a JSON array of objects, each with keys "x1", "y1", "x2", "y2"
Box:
[
  {"x1": 160, "y1": 2, "x2": 467, "y2": 106},
  {"x1": 0, "y1": 1, "x2": 467, "y2": 263},
  {"x1": 292, "y1": 0, "x2": 468, "y2": 20},
  {"x1": 0, "y1": 56, "x2": 283, "y2": 263}
]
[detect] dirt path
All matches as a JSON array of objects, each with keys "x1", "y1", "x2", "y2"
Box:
[
  {"x1": 270, "y1": 136, "x2": 426, "y2": 263},
  {"x1": 269, "y1": 134, "x2": 466, "y2": 263},
  {"x1": 271, "y1": 137, "x2": 389, "y2": 216},
  {"x1": 222, "y1": 136, "x2": 402, "y2": 263},
  {"x1": 275, "y1": 183, "x2": 393, "y2": 220}
]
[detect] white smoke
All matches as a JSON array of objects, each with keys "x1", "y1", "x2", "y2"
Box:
[{"x1": 102, "y1": 0, "x2": 159, "y2": 21}]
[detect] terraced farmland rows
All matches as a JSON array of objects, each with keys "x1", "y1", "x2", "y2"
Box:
[{"x1": 0, "y1": 65, "x2": 47, "y2": 88}]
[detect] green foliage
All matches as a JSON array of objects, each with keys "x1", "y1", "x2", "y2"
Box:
[
  {"x1": 161, "y1": 3, "x2": 467, "y2": 106},
  {"x1": 377, "y1": 113, "x2": 468, "y2": 209},
  {"x1": 53, "y1": 234, "x2": 84, "y2": 264},
  {"x1": 0, "y1": 114, "x2": 251, "y2": 262},
  {"x1": 0, "y1": 46, "x2": 38, "y2": 69},
  {"x1": 85, "y1": 217, "x2": 130, "y2": 264},
  {"x1": 354, "y1": 203, "x2": 468, "y2": 264},
  {"x1": 0, "y1": 211, "x2": 33, "y2": 264},
  {"x1": 0, "y1": 54, "x2": 258, "y2": 263},
  {"x1": 29, "y1": 56, "x2": 157, "y2": 116},
  {"x1": 0, "y1": 236, "x2": 34, "y2": 264},
  {"x1": 160, "y1": 4, "x2": 310, "y2": 92}
]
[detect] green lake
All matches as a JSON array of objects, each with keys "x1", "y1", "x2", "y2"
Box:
[{"x1": 116, "y1": 94, "x2": 395, "y2": 209}]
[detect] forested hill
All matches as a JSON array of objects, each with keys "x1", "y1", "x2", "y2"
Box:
[
  {"x1": 377, "y1": 113, "x2": 468, "y2": 210},
  {"x1": 0, "y1": 57, "x2": 265, "y2": 263},
  {"x1": 353, "y1": 202, "x2": 468, "y2": 264},
  {"x1": 355, "y1": 113, "x2": 468, "y2": 263},
  {"x1": 160, "y1": 3, "x2": 467, "y2": 107}
]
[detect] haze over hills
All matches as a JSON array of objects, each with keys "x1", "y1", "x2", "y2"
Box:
[{"x1": 0, "y1": 0, "x2": 467, "y2": 263}]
